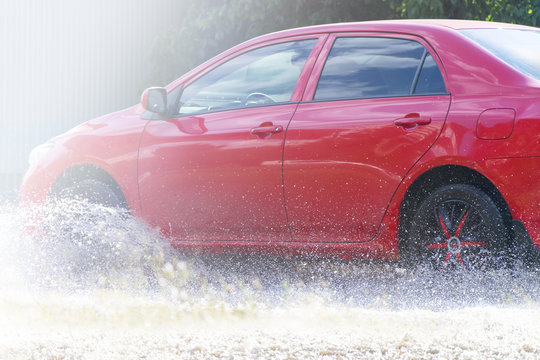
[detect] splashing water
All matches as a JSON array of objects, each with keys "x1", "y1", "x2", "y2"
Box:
[{"x1": 0, "y1": 200, "x2": 539, "y2": 359}]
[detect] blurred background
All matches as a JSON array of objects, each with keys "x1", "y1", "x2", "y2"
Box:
[{"x1": 1, "y1": 0, "x2": 539, "y2": 199}]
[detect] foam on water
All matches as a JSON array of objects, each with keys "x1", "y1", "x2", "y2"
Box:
[{"x1": 1, "y1": 201, "x2": 539, "y2": 359}]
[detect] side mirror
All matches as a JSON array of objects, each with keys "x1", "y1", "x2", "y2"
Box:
[{"x1": 141, "y1": 87, "x2": 167, "y2": 114}]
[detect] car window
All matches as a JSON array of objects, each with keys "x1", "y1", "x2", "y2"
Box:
[
  {"x1": 413, "y1": 53, "x2": 446, "y2": 94},
  {"x1": 178, "y1": 39, "x2": 317, "y2": 115},
  {"x1": 314, "y1": 37, "x2": 438, "y2": 101},
  {"x1": 461, "y1": 29, "x2": 540, "y2": 80}
]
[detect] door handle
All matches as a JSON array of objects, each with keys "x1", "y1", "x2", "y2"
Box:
[
  {"x1": 394, "y1": 116, "x2": 432, "y2": 130},
  {"x1": 250, "y1": 125, "x2": 283, "y2": 137}
]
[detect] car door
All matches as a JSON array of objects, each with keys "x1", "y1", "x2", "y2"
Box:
[
  {"x1": 138, "y1": 36, "x2": 324, "y2": 242},
  {"x1": 283, "y1": 34, "x2": 451, "y2": 243}
]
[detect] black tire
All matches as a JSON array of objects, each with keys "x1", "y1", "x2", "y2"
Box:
[
  {"x1": 57, "y1": 178, "x2": 125, "y2": 209},
  {"x1": 43, "y1": 179, "x2": 158, "y2": 289},
  {"x1": 403, "y1": 184, "x2": 510, "y2": 271}
]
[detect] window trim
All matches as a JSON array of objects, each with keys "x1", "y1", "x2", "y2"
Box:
[
  {"x1": 175, "y1": 39, "x2": 320, "y2": 117},
  {"x1": 410, "y1": 49, "x2": 428, "y2": 94},
  {"x1": 302, "y1": 32, "x2": 449, "y2": 102},
  {"x1": 163, "y1": 34, "x2": 329, "y2": 119},
  {"x1": 299, "y1": 93, "x2": 450, "y2": 106}
]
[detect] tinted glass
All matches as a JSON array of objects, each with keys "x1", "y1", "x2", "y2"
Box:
[
  {"x1": 314, "y1": 37, "x2": 425, "y2": 101},
  {"x1": 413, "y1": 53, "x2": 446, "y2": 94},
  {"x1": 178, "y1": 39, "x2": 317, "y2": 115},
  {"x1": 461, "y1": 29, "x2": 540, "y2": 80}
]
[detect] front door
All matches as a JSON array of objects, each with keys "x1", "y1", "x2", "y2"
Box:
[{"x1": 138, "y1": 37, "x2": 321, "y2": 242}]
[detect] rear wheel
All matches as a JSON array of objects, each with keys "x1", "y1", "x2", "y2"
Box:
[{"x1": 404, "y1": 184, "x2": 509, "y2": 271}]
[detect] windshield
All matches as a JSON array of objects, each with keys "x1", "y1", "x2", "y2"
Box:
[{"x1": 461, "y1": 28, "x2": 540, "y2": 80}]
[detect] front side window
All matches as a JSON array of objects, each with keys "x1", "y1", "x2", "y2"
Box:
[
  {"x1": 314, "y1": 37, "x2": 446, "y2": 101},
  {"x1": 178, "y1": 39, "x2": 317, "y2": 115}
]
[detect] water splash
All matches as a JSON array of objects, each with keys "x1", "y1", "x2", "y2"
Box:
[{"x1": 1, "y1": 200, "x2": 540, "y2": 358}]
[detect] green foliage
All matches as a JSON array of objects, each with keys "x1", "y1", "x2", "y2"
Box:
[
  {"x1": 486, "y1": 0, "x2": 540, "y2": 26},
  {"x1": 148, "y1": 0, "x2": 540, "y2": 86},
  {"x1": 149, "y1": 0, "x2": 400, "y2": 85},
  {"x1": 398, "y1": 0, "x2": 540, "y2": 25}
]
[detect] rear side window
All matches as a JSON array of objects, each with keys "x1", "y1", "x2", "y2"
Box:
[
  {"x1": 314, "y1": 37, "x2": 446, "y2": 101},
  {"x1": 414, "y1": 53, "x2": 446, "y2": 94}
]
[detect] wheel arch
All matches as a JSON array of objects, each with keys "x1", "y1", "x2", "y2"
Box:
[
  {"x1": 49, "y1": 164, "x2": 128, "y2": 209},
  {"x1": 398, "y1": 164, "x2": 513, "y2": 249}
]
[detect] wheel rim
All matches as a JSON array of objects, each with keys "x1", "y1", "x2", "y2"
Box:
[{"x1": 420, "y1": 199, "x2": 491, "y2": 271}]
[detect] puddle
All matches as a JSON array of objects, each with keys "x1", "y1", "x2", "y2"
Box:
[{"x1": 1, "y1": 201, "x2": 539, "y2": 359}]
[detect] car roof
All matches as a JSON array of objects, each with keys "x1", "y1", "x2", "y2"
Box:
[
  {"x1": 167, "y1": 19, "x2": 538, "y2": 90},
  {"x1": 265, "y1": 19, "x2": 536, "y2": 38},
  {"x1": 394, "y1": 19, "x2": 535, "y2": 29},
  {"x1": 230, "y1": 19, "x2": 538, "y2": 56},
  {"x1": 327, "y1": 19, "x2": 533, "y2": 30}
]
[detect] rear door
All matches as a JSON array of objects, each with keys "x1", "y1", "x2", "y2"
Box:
[{"x1": 284, "y1": 34, "x2": 451, "y2": 243}]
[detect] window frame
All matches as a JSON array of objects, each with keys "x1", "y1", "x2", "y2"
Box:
[
  {"x1": 412, "y1": 51, "x2": 448, "y2": 95},
  {"x1": 166, "y1": 34, "x2": 329, "y2": 118},
  {"x1": 302, "y1": 32, "x2": 449, "y2": 103}
]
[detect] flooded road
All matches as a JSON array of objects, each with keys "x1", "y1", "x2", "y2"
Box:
[{"x1": 1, "y1": 202, "x2": 539, "y2": 359}]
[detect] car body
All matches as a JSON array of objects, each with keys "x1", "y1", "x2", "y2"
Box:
[{"x1": 20, "y1": 20, "x2": 540, "y2": 270}]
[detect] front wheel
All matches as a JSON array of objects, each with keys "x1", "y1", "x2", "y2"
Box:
[
  {"x1": 42, "y1": 179, "x2": 159, "y2": 289},
  {"x1": 404, "y1": 184, "x2": 509, "y2": 271}
]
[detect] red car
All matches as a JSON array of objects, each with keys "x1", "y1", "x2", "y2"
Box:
[{"x1": 21, "y1": 20, "x2": 540, "y2": 271}]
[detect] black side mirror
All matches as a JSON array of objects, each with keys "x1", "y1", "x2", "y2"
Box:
[{"x1": 141, "y1": 87, "x2": 167, "y2": 114}]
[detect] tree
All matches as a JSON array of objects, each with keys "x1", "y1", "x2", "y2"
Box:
[
  {"x1": 398, "y1": 0, "x2": 540, "y2": 25},
  {"x1": 149, "y1": 0, "x2": 399, "y2": 85},
  {"x1": 148, "y1": 0, "x2": 540, "y2": 86}
]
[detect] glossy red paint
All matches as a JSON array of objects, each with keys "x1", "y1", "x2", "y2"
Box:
[
  {"x1": 284, "y1": 95, "x2": 450, "y2": 243},
  {"x1": 476, "y1": 109, "x2": 515, "y2": 140},
  {"x1": 20, "y1": 20, "x2": 540, "y2": 262},
  {"x1": 20, "y1": 110, "x2": 148, "y2": 215},
  {"x1": 138, "y1": 104, "x2": 295, "y2": 242}
]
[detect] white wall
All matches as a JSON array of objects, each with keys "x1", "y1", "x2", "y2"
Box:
[{"x1": 0, "y1": 0, "x2": 188, "y2": 196}]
